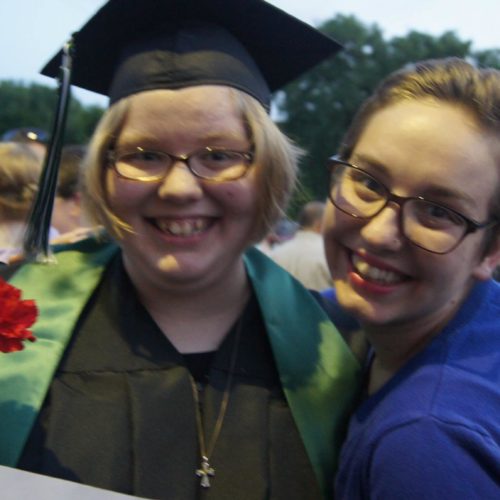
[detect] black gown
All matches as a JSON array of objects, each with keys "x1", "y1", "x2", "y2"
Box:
[{"x1": 18, "y1": 256, "x2": 321, "y2": 499}]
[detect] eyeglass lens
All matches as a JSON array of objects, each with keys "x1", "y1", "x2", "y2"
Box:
[{"x1": 114, "y1": 147, "x2": 251, "y2": 182}]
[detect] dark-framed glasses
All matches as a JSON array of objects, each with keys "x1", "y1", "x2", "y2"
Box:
[
  {"x1": 327, "y1": 156, "x2": 498, "y2": 254},
  {"x1": 108, "y1": 146, "x2": 254, "y2": 182}
]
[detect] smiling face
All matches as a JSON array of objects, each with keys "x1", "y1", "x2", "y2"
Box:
[
  {"x1": 323, "y1": 99, "x2": 500, "y2": 333},
  {"x1": 105, "y1": 86, "x2": 258, "y2": 293}
]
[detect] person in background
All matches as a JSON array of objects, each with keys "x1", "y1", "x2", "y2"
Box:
[
  {"x1": 50, "y1": 144, "x2": 97, "y2": 244},
  {"x1": 0, "y1": 1, "x2": 359, "y2": 498},
  {"x1": 271, "y1": 201, "x2": 332, "y2": 290},
  {"x1": 255, "y1": 216, "x2": 298, "y2": 255},
  {"x1": 0, "y1": 142, "x2": 42, "y2": 263},
  {"x1": 1, "y1": 127, "x2": 48, "y2": 161},
  {"x1": 322, "y1": 57, "x2": 500, "y2": 499}
]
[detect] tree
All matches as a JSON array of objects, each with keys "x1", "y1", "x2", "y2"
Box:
[
  {"x1": 0, "y1": 81, "x2": 103, "y2": 145},
  {"x1": 277, "y1": 15, "x2": 499, "y2": 209}
]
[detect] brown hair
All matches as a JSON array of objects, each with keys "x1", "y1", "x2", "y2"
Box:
[
  {"x1": 338, "y1": 58, "x2": 500, "y2": 162},
  {"x1": 0, "y1": 142, "x2": 41, "y2": 220}
]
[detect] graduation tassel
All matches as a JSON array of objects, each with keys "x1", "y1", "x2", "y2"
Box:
[{"x1": 23, "y1": 38, "x2": 74, "y2": 263}]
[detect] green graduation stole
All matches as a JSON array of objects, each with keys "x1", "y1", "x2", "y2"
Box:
[
  {"x1": 245, "y1": 247, "x2": 360, "y2": 497},
  {"x1": 0, "y1": 240, "x2": 360, "y2": 498}
]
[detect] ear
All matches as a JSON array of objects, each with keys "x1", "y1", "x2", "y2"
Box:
[{"x1": 473, "y1": 231, "x2": 500, "y2": 281}]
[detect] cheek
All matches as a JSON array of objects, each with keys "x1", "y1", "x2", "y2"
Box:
[
  {"x1": 323, "y1": 205, "x2": 344, "y2": 270},
  {"x1": 105, "y1": 172, "x2": 150, "y2": 211},
  {"x1": 323, "y1": 205, "x2": 346, "y2": 249},
  {"x1": 208, "y1": 177, "x2": 258, "y2": 216},
  {"x1": 424, "y1": 240, "x2": 484, "y2": 284}
]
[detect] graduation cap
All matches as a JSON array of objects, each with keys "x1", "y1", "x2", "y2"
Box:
[
  {"x1": 41, "y1": 0, "x2": 341, "y2": 108},
  {"x1": 26, "y1": 0, "x2": 342, "y2": 261}
]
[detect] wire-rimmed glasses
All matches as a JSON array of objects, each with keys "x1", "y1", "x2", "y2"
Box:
[{"x1": 108, "y1": 146, "x2": 254, "y2": 182}]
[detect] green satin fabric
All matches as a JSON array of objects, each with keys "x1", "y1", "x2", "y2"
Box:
[
  {"x1": 245, "y1": 248, "x2": 360, "y2": 496},
  {"x1": 0, "y1": 239, "x2": 360, "y2": 498},
  {"x1": 0, "y1": 240, "x2": 118, "y2": 467}
]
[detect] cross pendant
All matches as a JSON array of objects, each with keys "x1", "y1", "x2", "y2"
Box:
[{"x1": 196, "y1": 456, "x2": 215, "y2": 488}]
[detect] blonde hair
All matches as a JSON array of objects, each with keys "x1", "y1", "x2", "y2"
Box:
[
  {"x1": 0, "y1": 142, "x2": 41, "y2": 220},
  {"x1": 82, "y1": 88, "x2": 302, "y2": 242}
]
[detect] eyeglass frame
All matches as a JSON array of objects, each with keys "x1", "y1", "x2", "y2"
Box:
[
  {"x1": 326, "y1": 156, "x2": 498, "y2": 254},
  {"x1": 107, "y1": 146, "x2": 254, "y2": 183}
]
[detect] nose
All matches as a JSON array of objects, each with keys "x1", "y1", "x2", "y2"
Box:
[
  {"x1": 157, "y1": 160, "x2": 203, "y2": 201},
  {"x1": 359, "y1": 204, "x2": 404, "y2": 252}
]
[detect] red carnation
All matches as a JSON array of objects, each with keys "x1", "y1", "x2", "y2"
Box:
[{"x1": 0, "y1": 278, "x2": 38, "y2": 353}]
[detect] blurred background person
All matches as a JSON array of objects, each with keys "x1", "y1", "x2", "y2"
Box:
[
  {"x1": 1, "y1": 127, "x2": 48, "y2": 162},
  {"x1": 0, "y1": 142, "x2": 42, "y2": 262},
  {"x1": 51, "y1": 145, "x2": 86, "y2": 235},
  {"x1": 50, "y1": 144, "x2": 97, "y2": 244},
  {"x1": 255, "y1": 216, "x2": 298, "y2": 255},
  {"x1": 271, "y1": 201, "x2": 332, "y2": 290}
]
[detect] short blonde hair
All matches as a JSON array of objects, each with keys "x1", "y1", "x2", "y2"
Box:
[
  {"x1": 82, "y1": 88, "x2": 302, "y2": 242},
  {"x1": 0, "y1": 142, "x2": 41, "y2": 220}
]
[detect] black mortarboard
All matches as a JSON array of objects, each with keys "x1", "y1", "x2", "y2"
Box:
[{"x1": 41, "y1": 0, "x2": 341, "y2": 109}]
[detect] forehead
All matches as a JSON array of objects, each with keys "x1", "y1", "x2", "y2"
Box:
[
  {"x1": 120, "y1": 86, "x2": 247, "y2": 143},
  {"x1": 352, "y1": 100, "x2": 499, "y2": 212}
]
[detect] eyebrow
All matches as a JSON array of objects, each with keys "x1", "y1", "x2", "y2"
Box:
[
  {"x1": 350, "y1": 153, "x2": 479, "y2": 211},
  {"x1": 117, "y1": 131, "x2": 249, "y2": 149}
]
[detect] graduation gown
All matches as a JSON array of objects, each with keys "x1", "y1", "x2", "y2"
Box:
[{"x1": 0, "y1": 239, "x2": 360, "y2": 499}]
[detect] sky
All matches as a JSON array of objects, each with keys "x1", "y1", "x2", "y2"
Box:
[{"x1": 0, "y1": 0, "x2": 498, "y2": 107}]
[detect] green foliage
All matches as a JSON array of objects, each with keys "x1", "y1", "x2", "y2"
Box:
[
  {"x1": 0, "y1": 80, "x2": 104, "y2": 145},
  {"x1": 474, "y1": 48, "x2": 500, "y2": 68},
  {"x1": 277, "y1": 15, "x2": 499, "y2": 205}
]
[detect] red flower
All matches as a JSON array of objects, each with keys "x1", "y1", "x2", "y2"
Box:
[{"x1": 0, "y1": 278, "x2": 38, "y2": 353}]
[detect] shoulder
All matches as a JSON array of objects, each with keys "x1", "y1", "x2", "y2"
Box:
[
  {"x1": 0, "y1": 261, "x2": 24, "y2": 281},
  {"x1": 0, "y1": 237, "x2": 119, "y2": 283}
]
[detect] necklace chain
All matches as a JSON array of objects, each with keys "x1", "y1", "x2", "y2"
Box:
[{"x1": 190, "y1": 317, "x2": 243, "y2": 488}]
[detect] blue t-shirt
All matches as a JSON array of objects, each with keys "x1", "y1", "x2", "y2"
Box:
[{"x1": 335, "y1": 279, "x2": 500, "y2": 499}]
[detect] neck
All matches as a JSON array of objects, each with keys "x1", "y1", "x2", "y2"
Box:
[
  {"x1": 363, "y1": 310, "x2": 456, "y2": 395},
  {"x1": 362, "y1": 290, "x2": 472, "y2": 393},
  {"x1": 125, "y1": 257, "x2": 251, "y2": 353}
]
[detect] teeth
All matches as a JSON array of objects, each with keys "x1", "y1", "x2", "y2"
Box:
[
  {"x1": 169, "y1": 221, "x2": 182, "y2": 235},
  {"x1": 352, "y1": 254, "x2": 403, "y2": 285},
  {"x1": 157, "y1": 219, "x2": 209, "y2": 236}
]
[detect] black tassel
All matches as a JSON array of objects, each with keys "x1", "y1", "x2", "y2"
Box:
[{"x1": 23, "y1": 38, "x2": 74, "y2": 263}]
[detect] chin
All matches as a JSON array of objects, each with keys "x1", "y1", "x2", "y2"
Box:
[{"x1": 335, "y1": 282, "x2": 376, "y2": 323}]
